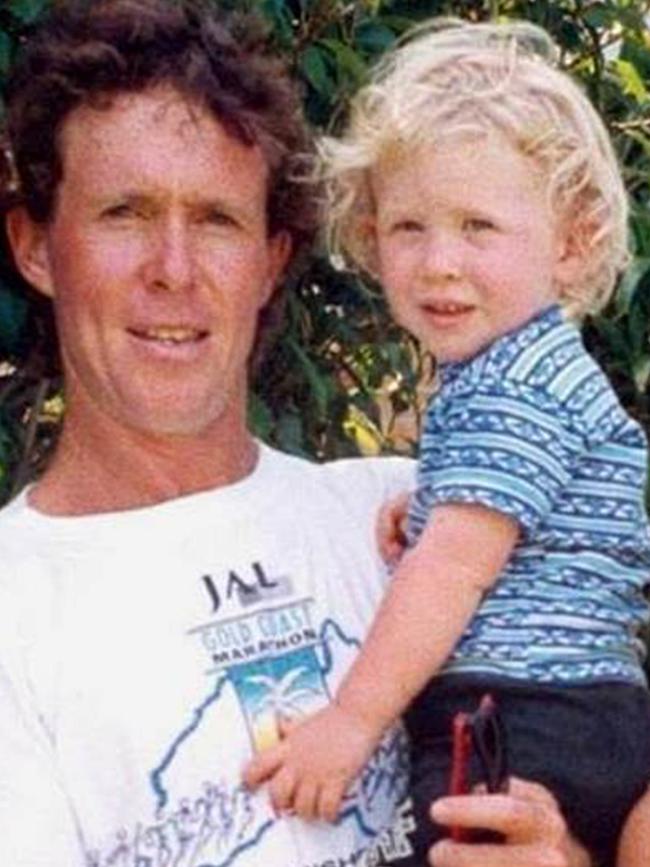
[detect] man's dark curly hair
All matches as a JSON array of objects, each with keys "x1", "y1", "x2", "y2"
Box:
[{"x1": 2, "y1": 0, "x2": 317, "y2": 262}]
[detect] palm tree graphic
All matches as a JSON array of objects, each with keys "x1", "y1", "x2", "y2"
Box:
[{"x1": 245, "y1": 666, "x2": 324, "y2": 750}]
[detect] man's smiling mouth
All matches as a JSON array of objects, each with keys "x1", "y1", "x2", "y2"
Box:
[{"x1": 129, "y1": 326, "x2": 209, "y2": 345}]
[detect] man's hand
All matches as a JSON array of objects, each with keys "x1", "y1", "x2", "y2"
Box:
[
  {"x1": 376, "y1": 491, "x2": 410, "y2": 564},
  {"x1": 429, "y1": 778, "x2": 591, "y2": 867},
  {"x1": 243, "y1": 703, "x2": 379, "y2": 822}
]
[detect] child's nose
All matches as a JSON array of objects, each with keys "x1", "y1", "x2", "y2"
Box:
[{"x1": 423, "y1": 231, "x2": 462, "y2": 280}]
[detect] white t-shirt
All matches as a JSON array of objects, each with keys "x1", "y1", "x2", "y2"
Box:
[{"x1": 0, "y1": 445, "x2": 414, "y2": 867}]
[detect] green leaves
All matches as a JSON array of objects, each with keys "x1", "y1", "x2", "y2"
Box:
[
  {"x1": 616, "y1": 257, "x2": 650, "y2": 317},
  {"x1": 1, "y1": 0, "x2": 650, "y2": 498},
  {"x1": 299, "y1": 44, "x2": 336, "y2": 97},
  {"x1": 7, "y1": 0, "x2": 49, "y2": 24},
  {"x1": 615, "y1": 59, "x2": 648, "y2": 103},
  {"x1": 258, "y1": 0, "x2": 295, "y2": 48},
  {"x1": 0, "y1": 32, "x2": 12, "y2": 77},
  {"x1": 0, "y1": 281, "x2": 28, "y2": 356},
  {"x1": 353, "y1": 20, "x2": 396, "y2": 54}
]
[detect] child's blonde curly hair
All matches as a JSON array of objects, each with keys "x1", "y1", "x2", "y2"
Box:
[{"x1": 319, "y1": 18, "x2": 629, "y2": 318}]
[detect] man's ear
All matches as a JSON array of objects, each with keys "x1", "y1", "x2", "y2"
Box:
[
  {"x1": 262, "y1": 230, "x2": 293, "y2": 305},
  {"x1": 5, "y1": 207, "x2": 55, "y2": 298}
]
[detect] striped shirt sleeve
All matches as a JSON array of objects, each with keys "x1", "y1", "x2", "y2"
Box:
[{"x1": 413, "y1": 378, "x2": 586, "y2": 536}]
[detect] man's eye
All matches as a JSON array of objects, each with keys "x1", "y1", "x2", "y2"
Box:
[
  {"x1": 203, "y1": 209, "x2": 238, "y2": 227},
  {"x1": 102, "y1": 204, "x2": 133, "y2": 217},
  {"x1": 101, "y1": 203, "x2": 140, "y2": 219},
  {"x1": 464, "y1": 217, "x2": 495, "y2": 233}
]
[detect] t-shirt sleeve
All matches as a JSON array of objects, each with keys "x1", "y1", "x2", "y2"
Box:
[
  {"x1": 322, "y1": 455, "x2": 416, "y2": 509},
  {"x1": 0, "y1": 585, "x2": 86, "y2": 867},
  {"x1": 414, "y1": 378, "x2": 585, "y2": 535}
]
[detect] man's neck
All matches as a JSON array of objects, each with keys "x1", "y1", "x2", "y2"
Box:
[{"x1": 27, "y1": 412, "x2": 259, "y2": 517}]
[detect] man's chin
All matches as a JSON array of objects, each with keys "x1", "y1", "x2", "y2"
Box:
[
  {"x1": 129, "y1": 415, "x2": 226, "y2": 440},
  {"x1": 111, "y1": 398, "x2": 233, "y2": 441}
]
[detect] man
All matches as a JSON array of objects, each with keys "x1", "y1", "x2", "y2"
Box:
[{"x1": 0, "y1": 1, "x2": 586, "y2": 865}]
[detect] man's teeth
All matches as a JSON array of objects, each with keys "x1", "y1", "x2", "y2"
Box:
[{"x1": 139, "y1": 327, "x2": 204, "y2": 343}]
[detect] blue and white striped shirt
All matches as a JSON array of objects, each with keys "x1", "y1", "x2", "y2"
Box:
[{"x1": 409, "y1": 305, "x2": 650, "y2": 685}]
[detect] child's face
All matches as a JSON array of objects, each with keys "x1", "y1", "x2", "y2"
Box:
[{"x1": 371, "y1": 134, "x2": 574, "y2": 363}]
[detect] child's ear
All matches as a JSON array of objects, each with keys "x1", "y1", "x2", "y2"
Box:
[
  {"x1": 357, "y1": 214, "x2": 379, "y2": 274},
  {"x1": 5, "y1": 207, "x2": 55, "y2": 298},
  {"x1": 553, "y1": 217, "x2": 591, "y2": 288}
]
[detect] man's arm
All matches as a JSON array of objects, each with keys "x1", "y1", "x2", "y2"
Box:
[{"x1": 0, "y1": 641, "x2": 85, "y2": 866}]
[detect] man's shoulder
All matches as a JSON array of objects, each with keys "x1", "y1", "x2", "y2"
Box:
[
  {"x1": 0, "y1": 489, "x2": 34, "y2": 548},
  {"x1": 0, "y1": 492, "x2": 53, "y2": 627},
  {"x1": 263, "y1": 444, "x2": 414, "y2": 499}
]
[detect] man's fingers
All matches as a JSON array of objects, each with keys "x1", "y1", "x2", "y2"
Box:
[
  {"x1": 506, "y1": 777, "x2": 561, "y2": 810},
  {"x1": 431, "y1": 778, "x2": 569, "y2": 866},
  {"x1": 377, "y1": 528, "x2": 403, "y2": 564},
  {"x1": 243, "y1": 743, "x2": 287, "y2": 790},
  {"x1": 429, "y1": 839, "x2": 502, "y2": 867},
  {"x1": 429, "y1": 779, "x2": 579, "y2": 867},
  {"x1": 376, "y1": 492, "x2": 410, "y2": 563},
  {"x1": 429, "y1": 839, "x2": 560, "y2": 867},
  {"x1": 431, "y1": 790, "x2": 560, "y2": 844}
]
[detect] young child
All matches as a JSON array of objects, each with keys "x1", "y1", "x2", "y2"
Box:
[{"x1": 245, "y1": 20, "x2": 650, "y2": 865}]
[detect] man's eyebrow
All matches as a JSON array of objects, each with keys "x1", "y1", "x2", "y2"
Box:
[
  {"x1": 91, "y1": 189, "x2": 152, "y2": 205},
  {"x1": 91, "y1": 189, "x2": 247, "y2": 213},
  {"x1": 190, "y1": 196, "x2": 239, "y2": 211}
]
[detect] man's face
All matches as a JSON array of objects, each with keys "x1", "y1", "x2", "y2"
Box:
[{"x1": 11, "y1": 87, "x2": 289, "y2": 438}]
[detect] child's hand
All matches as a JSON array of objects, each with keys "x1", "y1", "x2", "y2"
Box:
[
  {"x1": 377, "y1": 491, "x2": 411, "y2": 564},
  {"x1": 243, "y1": 702, "x2": 379, "y2": 822}
]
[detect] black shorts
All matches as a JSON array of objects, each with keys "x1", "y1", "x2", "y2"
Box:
[{"x1": 362, "y1": 675, "x2": 650, "y2": 867}]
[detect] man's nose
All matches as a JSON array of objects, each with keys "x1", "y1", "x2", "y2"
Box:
[
  {"x1": 145, "y1": 218, "x2": 195, "y2": 293},
  {"x1": 423, "y1": 230, "x2": 462, "y2": 280}
]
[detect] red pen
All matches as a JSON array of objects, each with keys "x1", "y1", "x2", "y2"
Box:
[
  {"x1": 446, "y1": 694, "x2": 508, "y2": 843},
  {"x1": 448, "y1": 711, "x2": 473, "y2": 841}
]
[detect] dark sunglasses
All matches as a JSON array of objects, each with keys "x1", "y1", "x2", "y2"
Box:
[{"x1": 448, "y1": 693, "x2": 509, "y2": 842}]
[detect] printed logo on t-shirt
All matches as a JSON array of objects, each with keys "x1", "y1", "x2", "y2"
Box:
[
  {"x1": 192, "y1": 597, "x2": 324, "y2": 751},
  {"x1": 89, "y1": 561, "x2": 408, "y2": 867},
  {"x1": 201, "y1": 561, "x2": 293, "y2": 613}
]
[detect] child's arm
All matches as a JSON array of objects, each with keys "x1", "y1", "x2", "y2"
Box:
[
  {"x1": 336, "y1": 502, "x2": 518, "y2": 732},
  {"x1": 618, "y1": 785, "x2": 650, "y2": 867},
  {"x1": 243, "y1": 502, "x2": 518, "y2": 821}
]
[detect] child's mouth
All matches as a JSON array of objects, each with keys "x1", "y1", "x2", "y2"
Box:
[{"x1": 422, "y1": 302, "x2": 474, "y2": 324}]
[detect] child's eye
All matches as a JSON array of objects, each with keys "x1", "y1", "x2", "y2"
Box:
[{"x1": 391, "y1": 219, "x2": 424, "y2": 234}]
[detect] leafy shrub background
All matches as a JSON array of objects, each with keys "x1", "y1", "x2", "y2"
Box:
[{"x1": 0, "y1": 0, "x2": 649, "y2": 503}]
